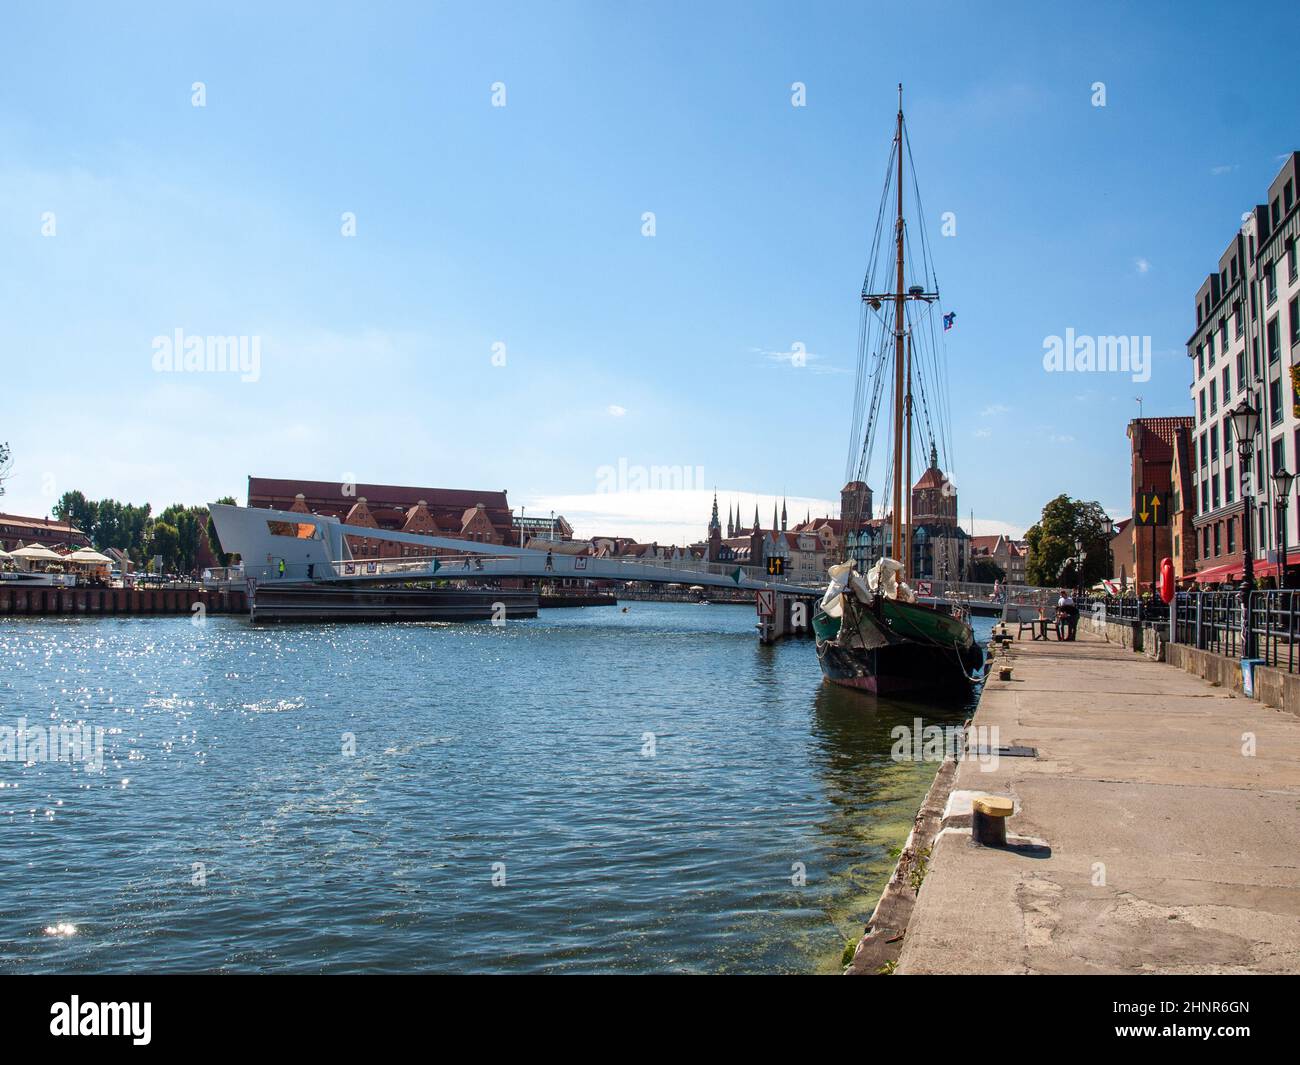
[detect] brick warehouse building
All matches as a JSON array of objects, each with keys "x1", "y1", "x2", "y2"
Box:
[
  {"x1": 0, "y1": 512, "x2": 91, "y2": 552},
  {"x1": 246, "y1": 477, "x2": 514, "y2": 558},
  {"x1": 1126, "y1": 417, "x2": 1195, "y2": 592}
]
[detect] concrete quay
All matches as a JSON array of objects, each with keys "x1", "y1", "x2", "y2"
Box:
[{"x1": 890, "y1": 630, "x2": 1300, "y2": 975}]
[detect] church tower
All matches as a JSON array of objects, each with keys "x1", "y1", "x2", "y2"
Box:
[{"x1": 708, "y1": 491, "x2": 722, "y2": 562}]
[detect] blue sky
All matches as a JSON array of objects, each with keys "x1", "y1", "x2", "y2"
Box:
[{"x1": 2, "y1": 0, "x2": 1298, "y2": 544}]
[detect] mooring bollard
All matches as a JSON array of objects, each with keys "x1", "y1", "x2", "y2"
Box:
[{"x1": 971, "y1": 795, "x2": 1013, "y2": 846}]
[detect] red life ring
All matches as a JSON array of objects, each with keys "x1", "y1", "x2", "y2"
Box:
[{"x1": 1159, "y1": 557, "x2": 1175, "y2": 604}]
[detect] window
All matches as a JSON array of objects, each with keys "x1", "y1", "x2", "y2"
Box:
[
  {"x1": 1210, "y1": 424, "x2": 1219, "y2": 461},
  {"x1": 1287, "y1": 179, "x2": 1296, "y2": 214},
  {"x1": 1200, "y1": 430, "x2": 1208, "y2": 466},
  {"x1": 1227, "y1": 517, "x2": 1235, "y2": 554},
  {"x1": 1212, "y1": 472, "x2": 1220, "y2": 509},
  {"x1": 1270, "y1": 376, "x2": 1283, "y2": 424},
  {"x1": 266, "y1": 521, "x2": 318, "y2": 539},
  {"x1": 1207, "y1": 330, "x2": 1216, "y2": 360},
  {"x1": 1219, "y1": 318, "x2": 1228, "y2": 350},
  {"x1": 1199, "y1": 391, "x2": 1207, "y2": 423},
  {"x1": 1266, "y1": 260, "x2": 1277, "y2": 304},
  {"x1": 1273, "y1": 437, "x2": 1286, "y2": 480},
  {"x1": 1237, "y1": 349, "x2": 1245, "y2": 392},
  {"x1": 1202, "y1": 480, "x2": 1209, "y2": 511},
  {"x1": 1235, "y1": 302, "x2": 1243, "y2": 339},
  {"x1": 1225, "y1": 463, "x2": 1235, "y2": 503},
  {"x1": 1210, "y1": 379, "x2": 1218, "y2": 414},
  {"x1": 1291, "y1": 297, "x2": 1299, "y2": 348},
  {"x1": 1197, "y1": 345, "x2": 1204, "y2": 378},
  {"x1": 1289, "y1": 238, "x2": 1298, "y2": 283},
  {"x1": 1214, "y1": 523, "x2": 1221, "y2": 556},
  {"x1": 1268, "y1": 316, "x2": 1280, "y2": 363}
]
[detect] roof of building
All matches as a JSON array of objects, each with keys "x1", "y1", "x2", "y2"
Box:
[
  {"x1": 248, "y1": 477, "x2": 512, "y2": 532},
  {"x1": 1127, "y1": 417, "x2": 1194, "y2": 463}
]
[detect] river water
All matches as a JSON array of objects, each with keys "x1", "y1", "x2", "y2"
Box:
[{"x1": 0, "y1": 602, "x2": 989, "y2": 974}]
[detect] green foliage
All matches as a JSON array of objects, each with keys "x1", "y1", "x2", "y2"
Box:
[
  {"x1": 0, "y1": 441, "x2": 11, "y2": 496},
  {"x1": 970, "y1": 557, "x2": 1006, "y2": 584},
  {"x1": 50, "y1": 490, "x2": 226, "y2": 572},
  {"x1": 877, "y1": 959, "x2": 898, "y2": 975},
  {"x1": 1024, "y1": 495, "x2": 1112, "y2": 589},
  {"x1": 841, "y1": 939, "x2": 857, "y2": 967}
]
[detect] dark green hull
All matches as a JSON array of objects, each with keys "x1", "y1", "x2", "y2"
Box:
[{"x1": 814, "y1": 594, "x2": 983, "y2": 695}]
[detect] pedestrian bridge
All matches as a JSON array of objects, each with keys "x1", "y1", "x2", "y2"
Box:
[{"x1": 204, "y1": 503, "x2": 821, "y2": 597}]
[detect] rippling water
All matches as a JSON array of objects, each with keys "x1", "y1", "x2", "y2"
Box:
[{"x1": 0, "y1": 603, "x2": 988, "y2": 973}]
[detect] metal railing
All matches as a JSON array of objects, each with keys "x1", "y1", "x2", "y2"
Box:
[{"x1": 1086, "y1": 590, "x2": 1300, "y2": 674}]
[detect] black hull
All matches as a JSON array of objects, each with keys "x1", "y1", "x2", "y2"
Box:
[
  {"x1": 817, "y1": 636, "x2": 983, "y2": 696},
  {"x1": 249, "y1": 585, "x2": 538, "y2": 623}
]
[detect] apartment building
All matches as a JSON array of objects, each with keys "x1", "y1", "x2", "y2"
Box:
[{"x1": 1189, "y1": 152, "x2": 1300, "y2": 586}]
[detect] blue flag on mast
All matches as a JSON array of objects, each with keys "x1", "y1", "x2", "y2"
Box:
[{"x1": 943, "y1": 311, "x2": 956, "y2": 331}]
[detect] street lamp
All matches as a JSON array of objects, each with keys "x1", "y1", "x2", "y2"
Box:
[
  {"x1": 1273, "y1": 466, "x2": 1294, "y2": 589},
  {"x1": 1101, "y1": 516, "x2": 1114, "y2": 594},
  {"x1": 1229, "y1": 397, "x2": 1261, "y2": 655}
]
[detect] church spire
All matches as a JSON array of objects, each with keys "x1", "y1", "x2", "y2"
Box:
[
  {"x1": 709, "y1": 490, "x2": 720, "y2": 532},
  {"x1": 781, "y1": 497, "x2": 787, "y2": 531},
  {"x1": 930, "y1": 441, "x2": 939, "y2": 469},
  {"x1": 752, "y1": 505, "x2": 760, "y2": 533}
]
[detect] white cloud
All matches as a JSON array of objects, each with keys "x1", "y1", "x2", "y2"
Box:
[
  {"x1": 607, "y1": 404, "x2": 627, "y2": 417},
  {"x1": 1211, "y1": 164, "x2": 1237, "y2": 175},
  {"x1": 979, "y1": 404, "x2": 1010, "y2": 417},
  {"x1": 1134, "y1": 257, "x2": 1151, "y2": 274}
]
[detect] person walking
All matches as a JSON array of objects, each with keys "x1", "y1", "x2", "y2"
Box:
[{"x1": 277, "y1": 558, "x2": 286, "y2": 580}]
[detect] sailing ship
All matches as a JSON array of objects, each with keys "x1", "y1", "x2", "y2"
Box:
[{"x1": 813, "y1": 86, "x2": 985, "y2": 696}]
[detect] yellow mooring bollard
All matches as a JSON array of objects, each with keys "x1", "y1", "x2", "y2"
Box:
[{"x1": 972, "y1": 795, "x2": 1014, "y2": 846}]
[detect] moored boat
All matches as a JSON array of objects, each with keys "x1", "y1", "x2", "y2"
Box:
[{"x1": 813, "y1": 87, "x2": 984, "y2": 697}]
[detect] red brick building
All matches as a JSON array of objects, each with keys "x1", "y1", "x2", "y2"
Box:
[
  {"x1": 247, "y1": 477, "x2": 514, "y2": 558},
  {"x1": 1126, "y1": 417, "x2": 1195, "y2": 592},
  {"x1": 0, "y1": 512, "x2": 91, "y2": 552}
]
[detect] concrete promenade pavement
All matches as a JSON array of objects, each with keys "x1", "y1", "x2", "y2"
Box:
[{"x1": 896, "y1": 628, "x2": 1300, "y2": 974}]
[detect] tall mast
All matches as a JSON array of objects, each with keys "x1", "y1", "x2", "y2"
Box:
[
  {"x1": 904, "y1": 328, "x2": 913, "y2": 579},
  {"x1": 890, "y1": 83, "x2": 906, "y2": 567}
]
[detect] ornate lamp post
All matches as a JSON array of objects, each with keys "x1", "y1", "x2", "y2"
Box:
[
  {"x1": 1273, "y1": 466, "x2": 1295, "y2": 589},
  {"x1": 1229, "y1": 397, "x2": 1261, "y2": 656}
]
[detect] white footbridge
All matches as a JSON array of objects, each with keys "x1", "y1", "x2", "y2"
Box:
[{"x1": 205, "y1": 503, "x2": 819, "y2": 596}]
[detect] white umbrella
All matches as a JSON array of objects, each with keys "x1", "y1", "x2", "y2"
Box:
[
  {"x1": 67, "y1": 548, "x2": 114, "y2": 565},
  {"x1": 10, "y1": 544, "x2": 64, "y2": 561}
]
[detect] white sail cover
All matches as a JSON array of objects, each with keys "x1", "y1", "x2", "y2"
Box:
[
  {"x1": 866, "y1": 557, "x2": 917, "y2": 603},
  {"x1": 819, "y1": 560, "x2": 875, "y2": 618}
]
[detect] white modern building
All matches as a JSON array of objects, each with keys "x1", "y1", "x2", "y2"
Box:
[{"x1": 1189, "y1": 151, "x2": 1300, "y2": 585}]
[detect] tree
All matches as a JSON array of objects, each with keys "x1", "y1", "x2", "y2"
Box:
[
  {"x1": 147, "y1": 521, "x2": 181, "y2": 572},
  {"x1": 1024, "y1": 495, "x2": 1112, "y2": 589},
  {"x1": 0, "y1": 441, "x2": 11, "y2": 496},
  {"x1": 970, "y1": 557, "x2": 1006, "y2": 584},
  {"x1": 53, "y1": 490, "x2": 98, "y2": 538}
]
